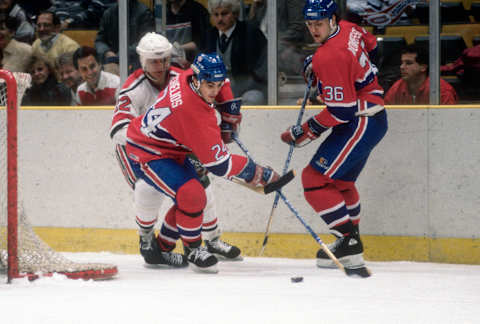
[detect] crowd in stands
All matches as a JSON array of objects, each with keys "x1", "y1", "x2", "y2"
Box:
[{"x1": 1, "y1": 0, "x2": 478, "y2": 106}]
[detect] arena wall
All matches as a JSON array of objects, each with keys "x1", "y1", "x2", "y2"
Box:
[{"x1": 18, "y1": 105, "x2": 480, "y2": 263}]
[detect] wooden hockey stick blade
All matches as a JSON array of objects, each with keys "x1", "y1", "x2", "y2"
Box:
[
  {"x1": 263, "y1": 169, "x2": 296, "y2": 194},
  {"x1": 344, "y1": 266, "x2": 372, "y2": 278},
  {"x1": 319, "y1": 242, "x2": 371, "y2": 278},
  {"x1": 231, "y1": 170, "x2": 296, "y2": 195}
]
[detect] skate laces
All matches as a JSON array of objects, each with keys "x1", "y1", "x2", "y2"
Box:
[
  {"x1": 139, "y1": 233, "x2": 154, "y2": 251},
  {"x1": 161, "y1": 252, "x2": 184, "y2": 265},
  {"x1": 189, "y1": 246, "x2": 212, "y2": 261},
  {"x1": 209, "y1": 239, "x2": 231, "y2": 253}
]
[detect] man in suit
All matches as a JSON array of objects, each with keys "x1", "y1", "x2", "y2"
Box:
[{"x1": 204, "y1": 0, "x2": 267, "y2": 105}]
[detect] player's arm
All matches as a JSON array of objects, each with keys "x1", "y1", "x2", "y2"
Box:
[
  {"x1": 110, "y1": 92, "x2": 137, "y2": 145},
  {"x1": 189, "y1": 122, "x2": 279, "y2": 190}
]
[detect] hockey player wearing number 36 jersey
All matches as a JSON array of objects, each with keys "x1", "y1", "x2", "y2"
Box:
[
  {"x1": 281, "y1": 0, "x2": 388, "y2": 273},
  {"x1": 126, "y1": 53, "x2": 281, "y2": 273}
]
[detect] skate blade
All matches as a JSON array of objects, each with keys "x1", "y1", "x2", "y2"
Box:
[
  {"x1": 213, "y1": 254, "x2": 244, "y2": 262},
  {"x1": 189, "y1": 263, "x2": 219, "y2": 274},
  {"x1": 144, "y1": 262, "x2": 188, "y2": 269}
]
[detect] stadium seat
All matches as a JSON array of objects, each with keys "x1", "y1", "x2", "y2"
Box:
[
  {"x1": 414, "y1": 35, "x2": 467, "y2": 64},
  {"x1": 377, "y1": 36, "x2": 407, "y2": 67},
  {"x1": 472, "y1": 2, "x2": 480, "y2": 22},
  {"x1": 63, "y1": 30, "x2": 98, "y2": 48},
  {"x1": 415, "y1": 2, "x2": 470, "y2": 24}
]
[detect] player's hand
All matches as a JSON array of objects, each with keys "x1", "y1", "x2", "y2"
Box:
[
  {"x1": 248, "y1": 164, "x2": 280, "y2": 187},
  {"x1": 220, "y1": 122, "x2": 237, "y2": 144},
  {"x1": 303, "y1": 54, "x2": 314, "y2": 83},
  {"x1": 281, "y1": 118, "x2": 327, "y2": 147}
]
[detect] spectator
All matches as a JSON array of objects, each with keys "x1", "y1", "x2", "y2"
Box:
[
  {"x1": 73, "y1": 46, "x2": 120, "y2": 105},
  {"x1": 0, "y1": 0, "x2": 35, "y2": 43},
  {"x1": 31, "y1": 10, "x2": 80, "y2": 71},
  {"x1": 0, "y1": 15, "x2": 32, "y2": 72},
  {"x1": 23, "y1": 54, "x2": 71, "y2": 106},
  {"x1": 95, "y1": 0, "x2": 155, "y2": 75},
  {"x1": 16, "y1": 0, "x2": 51, "y2": 21},
  {"x1": 247, "y1": 0, "x2": 312, "y2": 76},
  {"x1": 385, "y1": 44, "x2": 458, "y2": 105},
  {"x1": 205, "y1": 0, "x2": 267, "y2": 105},
  {"x1": 164, "y1": 0, "x2": 210, "y2": 63},
  {"x1": 49, "y1": 0, "x2": 116, "y2": 30},
  {"x1": 55, "y1": 51, "x2": 83, "y2": 105}
]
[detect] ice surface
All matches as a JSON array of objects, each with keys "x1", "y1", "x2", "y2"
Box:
[{"x1": 1, "y1": 252, "x2": 479, "y2": 324}]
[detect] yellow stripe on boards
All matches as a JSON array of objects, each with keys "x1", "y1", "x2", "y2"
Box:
[{"x1": 33, "y1": 227, "x2": 480, "y2": 265}]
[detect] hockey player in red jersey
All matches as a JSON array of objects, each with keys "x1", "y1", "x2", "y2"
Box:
[
  {"x1": 110, "y1": 33, "x2": 243, "y2": 268},
  {"x1": 281, "y1": 0, "x2": 388, "y2": 271},
  {"x1": 126, "y1": 53, "x2": 281, "y2": 273}
]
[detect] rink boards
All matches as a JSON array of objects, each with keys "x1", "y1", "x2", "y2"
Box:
[{"x1": 17, "y1": 105, "x2": 480, "y2": 264}]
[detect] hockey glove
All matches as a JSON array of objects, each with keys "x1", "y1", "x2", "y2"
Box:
[
  {"x1": 302, "y1": 54, "x2": 316, "y2": 84},
  {"x1": 234, "y1": 158, "x2": 280, "y2": 189},
  {"x1": 281, "y1": 117, "x2": 328, "y2": 147},
  {"x1": 220, "y1": 121, "x2": 235, "y2": 144},
  {"x1": 217, "y1": 98, "x2": 242, "y2": 144},
  {"x1": 187, "y1": 154, "x2": 210, "y2": 188}
]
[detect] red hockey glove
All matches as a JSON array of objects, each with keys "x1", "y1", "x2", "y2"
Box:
[
  {"x1": 217, "y1": 98, "x2": 242, "y2": 144},
  {"x1": 281, "y1": 117, "x2": 328, "y2": 147}
]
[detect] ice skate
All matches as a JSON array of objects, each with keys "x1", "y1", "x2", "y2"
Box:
[
  {"x1": 316, "y1": 232, "x2": 365, "y2": 269},
  {"x1": 205, "y1": 237, "x2": 243, "y2": 261},
  {"x1": 139, "y1": 232, "x2": 188, "y2": 268},
  {"x1": 184, "y1": 245, "x2": 218, "y2": 274}
]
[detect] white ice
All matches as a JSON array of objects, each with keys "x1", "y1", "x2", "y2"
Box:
[{"x1": 1, "y1": 252, "x2": 479, "y2": 324}]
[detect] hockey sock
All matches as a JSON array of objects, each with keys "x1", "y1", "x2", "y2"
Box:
[
  {"x1": 158, "y1": 206, "x2": 179, "y2": 251},
  {"x1": 333, "y1": 179, "x2": 361, "y2": 227},
  {"x1": 202, "y1": 186, "x2": 221, "y2": 240},
  {"x1": 175, "y1": 179, "x2": 206, "y2": 248},
  {"x1": 302, "y1": 165, "x2": 355, "y2": 237}
]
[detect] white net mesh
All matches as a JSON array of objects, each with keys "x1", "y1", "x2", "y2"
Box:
[{"x1": 0, "y1": 71, "x2": 116, "y2": 280}]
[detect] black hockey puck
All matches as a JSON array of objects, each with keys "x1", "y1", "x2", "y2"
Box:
[{"x1": 290, "y1": 276, "x2": 303, "y2": 283}]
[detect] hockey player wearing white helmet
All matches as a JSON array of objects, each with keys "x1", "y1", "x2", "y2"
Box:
[{"x1": 110, "y1": 32, "x2": 242, "y2": 268}]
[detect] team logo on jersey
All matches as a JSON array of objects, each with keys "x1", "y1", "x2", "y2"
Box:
[{"x1": 315, "y1": 157, "x2": 329, "y2": 169}]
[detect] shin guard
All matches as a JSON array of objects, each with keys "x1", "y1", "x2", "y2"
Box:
[
  {"x1": 302, "y1": 165, "x2": 354, "y2": 237},
  {"x1": 175, "y1": 179, "x2": 206, "y2": 247}
]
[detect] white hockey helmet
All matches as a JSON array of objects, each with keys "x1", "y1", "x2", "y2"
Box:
[{"x1": 136, "y1": 32, "x2": 173, "y2": 69}]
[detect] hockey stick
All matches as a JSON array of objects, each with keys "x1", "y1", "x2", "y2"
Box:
[
  {"x1": 258, "y1": 77, "x2": 314, "y2": 256},
  {"x1": 230, "y1": 170, "x2": 295, "y2": 195},
  {"x1": 230, "y1": 133, "x2": 295, "y2": 195},
  {"x1": 232, "y1": 132, "x2": 370, "y2": 278},
  {"x1": 275, "y1": 191, "x2": 371, "y2": 278}
]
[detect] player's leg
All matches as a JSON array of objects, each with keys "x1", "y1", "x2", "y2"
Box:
[
  {"x1": 114, "y1": 144, "x2": 136, "y2": 189},
  {"x1": 307, "y1": 112, "x2": 387, "y2": 268},
  {"x1": 134, "y1": 178, "x2": 187, "y2": 267},
  {"x1": 141, "y1": 158, "x2": 218, "y2": 273},
  {"x1": 202, "y1": 181, "x2": 242, "y2": 261},
  {"x1": 302, "y1": 165, "x2": 363, "y2": 268},
  {"x1": 187, "y1": 155, "x2": 242, "y2": 261}
]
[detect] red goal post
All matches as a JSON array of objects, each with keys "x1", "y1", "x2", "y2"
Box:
[{"x1": 0, "y1": 69, "x2": 117, "y2": 282}]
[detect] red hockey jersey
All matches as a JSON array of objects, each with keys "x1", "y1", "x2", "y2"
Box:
[
  {"x1": 311, "y1": 20, "x2": 384, "y2": 126},
  {"x1": 126, "y1": 68, "x2": 243, "y2": 177}
]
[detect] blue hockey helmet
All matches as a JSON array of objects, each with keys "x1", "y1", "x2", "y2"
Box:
[
  {"x1": 191, "y1": 53, "x2": 227, "y2": 83},
  {"x1": 303, "y1": 0, "x2": 338, "y2": 20}
]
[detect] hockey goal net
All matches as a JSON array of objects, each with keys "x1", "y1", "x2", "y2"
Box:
[{"x1": 0, "y1": 70, "x2": 117, "y2": 282}]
